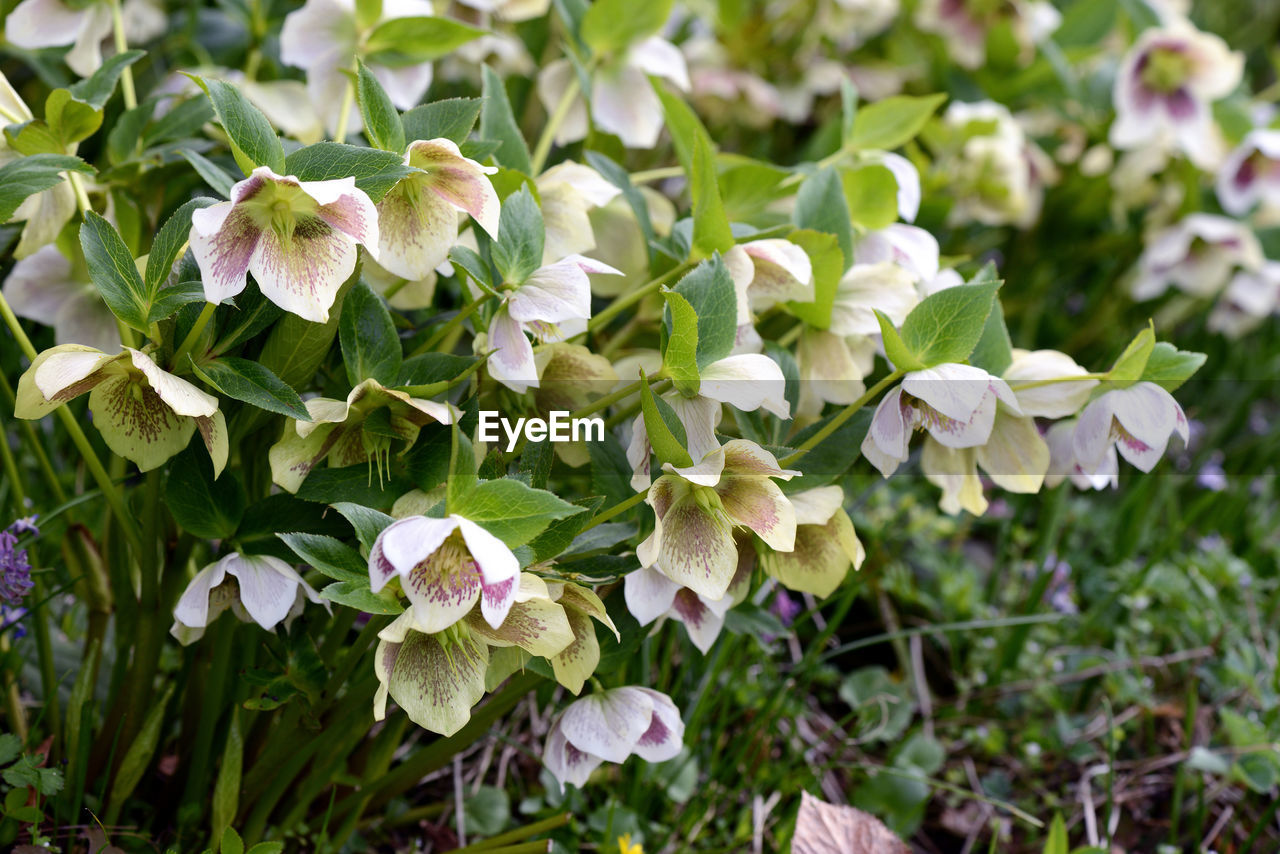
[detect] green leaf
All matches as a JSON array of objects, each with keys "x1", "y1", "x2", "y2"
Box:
[
  {"x1": 450, "y1": 478, "x2": 584, "y2": 548},
  {"x1": 339, "y1": 279, "x2": 403, "y2": 385},
  {"x1": 189, "y1": 75, "x2": 286, "y2": 175},
  {"x1": 107, "y1": 684, "x2": 173, "y2": 823},
  {"x1": 331, "y1": 501, "x2": 396, "y2": 552},
  {"x1": 1043, "y1": 814, "x2": 1068, "y2": 854},
  {"x1": 661, "y1": 288, "x2": 700, "y2": 395},
  {"x1": 491, "y1": 186, "x2": 544, "y2": 284},
  {"x1": 180, "y1": 148, "x2": 237, "y2": 198},
  {"x1": 1139, "y1": 342, "x2": 1205, "y2": 391},
  {"x1": 80, "y1": 210, "x2": 150, "y2": 332},
  {"x1": 356, "y1": 60, "x2": 406, "y2": 153},
  {"x1": 107, "y1": 99, "x2": 155, "y2": 164},
  {"x1": 668, "y1": 255, "x2": 738, "y2": 370},
  {"x1": 654, "y1": 85, "x2": 733, "y2": 258},
  {"x1": 967, "y1": 264, "x2": 1013, "y2": 375},
  {"x1": 794, "y1": 167, "x2": 854, "y2": 272},
  {"x1": 189, "y1": 357, "x2": 311, "y2": 421},
  {"x1": 638, "y1": 370, "x2": 694, "y2": 468},
  {"x1": 295, "y1": 465, "x2": 410, "y2": 510},
  {"x1": 785, "y1": 230, "x2": 843, "y2": 329},
  {"x1": 875, "y1": 309, "x2": 925, "y2": 372},
  {"x1": 222, "y1": 827, "x2": 245, "y2": 854},
  {"x1": 400, "y1": 97, "x2": 482, "y2": 144},
  {"x1": 321, "y1": 580, "x2": 404, "y2": 614},
  {"x1": 900, "y1": 278, "x2": 1001, "y2": 367},
  {"x1": 363, "y1": 16, "x2": 486, "y2": 65},
  {"x1": 849, "y1": 93, "x2": 947, "y2": 151},
  {"x1": 45, "y1": 88, "x2": 102, "y2": 146},
  {"x1": 398, "y1": 352, "x2": 480, "y2": 387},
  {"x1": 69, "y1": 49, "x2": 144, "y2": 108},
  {"x1": 1107, "y1": 324, "x2": 1156, "y2": 383},
  {"x1": 581, "y1": 0, "x2": 673, "y2": 53},
  {"x1": 166, "y1": 447, "x2": 247, "y2": 539},
  {"x1": 841, "y1": 163, "x2": 898, "y2": 231},
  {"x1": 211, "y1": 711, "x2": 242, "y2": 850},
  {"x1": 148, "y1": 282, "x2": 207, "y2": 322},
  {"x1": 462, "y1": 785, "x2": 511, "y2": 837},
  {"x1": 0, "y1": 153, "x2": 93, "y2": 222},
  {"x1": 278, "y1": 532, "x2": 366, "y2": 582},
  {"x1": 283, "y1": 142, "x2": 413, "y2": 202},
  {"x1": 146, "y1": 197, "x2": 217, "y2": 297},
  {"x1": 5, "y1": 120, "x2": 64, "y2": 155},
  {"x1": 839, "y1": 77, "x2": 859, "y2": 146},
  {"x1": 480, "y1": 66, "x2": 531, "y2": 173}
]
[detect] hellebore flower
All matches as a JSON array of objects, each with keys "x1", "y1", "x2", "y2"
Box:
[
  {"x1": 268, "y1": 378, "x2": 455, "y2": 493},
  {"x1": 537, "y1": 161, "x2": 623, "y2": 263},
  {"x1": 0, "y1": 72, "x2": 77, "y2": 260},
  {"x1": 542, "y1": 581, "x2": 619, "y2": 694},
  {"x1": 1003, "y1": 348, "x2": 1097, "y2": 418},
  {"x1": 625, "y1": 351, "x2": 791, "y2": 489},
  {"x1": 486, "y1": 254, "x2": 623, "y2": 394},
  {"x1": 373, "y1": 610, "x2": 490, "y2": 736},
  {"x1": 1110, "y1": 21, "x2": 1243, "y2": 168},
  {"x1": 861, "y1": 364, "x2": 1021, "y2": 477},
  {"x1": 376, "y1": 138, "x2": 500, "y2": 281},
  {"x1": 940, "y1": 101, "x2": 1055, "y2": 229},
  {"x1": 921, "y1": 406, "x2": 1049, "y2": 516},
  {"x1": 724, "y1": 239, "x2": 815, "y2": 313},
  {"x1": 537, "y1": 37, "x2": 690, "y2": 149},
  {"x1": 189, "y1": 166, "x2": 379, "y2": 323},
  {"x1": 1073, "y1": 381, "x2": 1189, "y2": 474},
  {"x1": 1216, "y1": 129, "x2": 1280, "y2": 217},
  {"x1": 795, "y1": 329, "x2": 876, "y2": 417},
  {"x1": 6, "y1": 0, "x2": 165, "y2": 77},
  {"x1": 637, "y1": 440, "x2": 797, "y2": 600},
  {"x1": 543, "y1": 686, "x2": 684, "y2": 791},
  {"x1": 16, "y1": 344, "x2": 226, "y2": 474},
  {"x1": 280, "y1": 0, "x2": 435, "y2": 136},
  {"x1": 758, "y1": 486, "x2": 865, "y2": 597},
  {"x1": 1209, "y1": 262, "x2": 1280, "y2": 337},
  {"x1": 915, "y1": 0, "x2": 1060, "y2": 69},
  {"x1": 368, "y1": 513, "x2": 520, "y2": 633},
  {"x1": 828, "y1": 262, "x2": 919, "y2": 337},
  {"x1": 170, "y1": 553, "x2": 326, "y2": 645},
  {"x1": 3, "y1": 245, "x2": 121, "y2": 353},
  {"x1": 1131, "y1": 213, "x2": 1262, "y2": 301},
  {"x1": 853, "y1": 225, "x2": 939, "y2": 286},
  {"x1": 1045, "y1": 419, "x2": 1118, "y2": 491},
  {"x1": 625, "y1": 543, "x2": 752, "y2": 653}
]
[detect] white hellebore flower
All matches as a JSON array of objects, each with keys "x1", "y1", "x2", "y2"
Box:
[
  {"x1": 280, "y1": 0, "x2": 435, "y2": 136},
  {"x1": 1131, "y1": 213, "x2": 1262, "y2": 301},
  {"x1": 1073, "y1": 382, "x2": 1189, "y2": 474},
  {"x1": 537, "y1": 37, "x2": 690, "y2": 149},
  {"x1": 943, "y1": 101, "x2": 1054, "y2": 228},
  {"x1": 487, "y1": 254, "x2": 623, "y2": 394},
  {"x1": 1110, "y1": 21, "x2": 1243, "y2": 168},
  {"x1": 369, "y1": 514, "x2": 520, "y2": 634},
  {"x1": 376, "y1": 138, "x2": 500, "y2": 281},
  {"x1": 536, "y1": 161, "x2": 623, "y2": 263},
  {"x1": 16, "y1": 345, "x2": 227, "y2": 474},
  {"x1": 759, "y1": 486, "x2": 865, "y2": 597},
  {"x1": 853, "y1": 224, "x2": 939, "y2": 286},
  {"x1": 171, "y1": 553, "x2": 326, "y2": 645},
  {"x1": 861, "y1": 364, "x2": 1021, "y2": 477},
  {"x1": 543, "y1": 686, "x2": 684, "y2": 791},
  {"x1": 1208, "y1": 261, "x2": 1280, "y2": 337},
  {"x1": 373, "y1": 609, "x2": 489, "y2": 737},
  {"x1": 1045, "y1": 419, "x2": 1118, "y2": 491},
  {"x1": 624, "y1": 548, "x2": 752, "y2": 653},
  {"x1": 1216, "y1": 129, "x2": 1280, "y2": 217},
  {"x1": 189, "y1": 166, "x2": 379, "y2": 322},
  {"x1": 7, "y1": 0, "x2": 164, "y2": 77},
  {"x1": 828, "y1": 262, "x2": 919, "y2": 337},
  {"x1": 0, "y1": 73, "x2": 76, "y2": 259},
  {"x1": 915, "y1": 0, "x2": 1060, "y2": 69},
  {"x1": 1003, "y1": 348, "x2": 1097, "y2": 418},
  {"x1": 2, "y1": 245, "x2": 121, "y2": 353}
]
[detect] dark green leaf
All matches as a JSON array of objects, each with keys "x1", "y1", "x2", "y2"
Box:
[
  {"x1": 321, "y1": 580, "x2": 404, "y2": 614},
  {"x1": 400, "y1": 98, "x2": 482, "y2": 144},
  {"x1": 283, "y1": 142, "x2": 413, "y2": 202},
  {"x1": 0, "y1": 153, "x2": 93, "y2": 222},
  {"x1": 794, "y1": 167, "x2": 854, "y2": 272},
  {"x1": 639, "y1": 371, "x2": 694, "y2": 468},
  {"x1": 180, "y1": 148, "x2": 236, "y2": 198},
  {"x1": 278, "y1": 532, "x2": 366, "y2": 582},
  {"x1": 480, "y1": 66, "x2": 531, "y2": 173},
  {"x1": 165, "y1": 447, "x2": 247, "y2": 539},
  {"x1": 189, "y1": 75, "x2": 286, "y2": 175},
  {"x1": 190, "y1": 356, "x2": 311, "y2": 420},
  {"x1": 331, "y1": 502, "x2": 396, "y2": 552},
  {"x1": 146, "y1": 197, "x2": 217, "y2": 296},
  {"x1": 80, "y1": 211, "x2": 149, "y2": 332},
  {"x1": 450, "y1": 478, "x2": 583, "y2": 548},
  {"x1": 339, "y1": 279, "x2": 402, "y2": 385},
  {"x1": 356, "y1": 60, "x2": 406, "y2": 153},
  {"x1": 69, "y1": 50, "x2": 145, "y2": 108}
]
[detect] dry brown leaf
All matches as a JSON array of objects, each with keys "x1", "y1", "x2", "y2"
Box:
[{"x1": 791, "y1": 791, "x2": 911, "y2": 854}]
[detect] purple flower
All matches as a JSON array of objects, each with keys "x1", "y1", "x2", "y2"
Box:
[{"x1": 0, "y1": 517, "x2": 38, "y2": 605}]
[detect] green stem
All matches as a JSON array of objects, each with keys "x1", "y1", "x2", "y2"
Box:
[
  {"x1": 585, "y1": 261, "x2": 694, "y2": 335},
  {"x1": 120, "y1": 470, "x2": 163, "y2": 753},
  {"x1": 109, "y1": 0, "x2": 137, "y2": 109},
  {"x1": 31, "y1": 577, "x2": 61, "y2": 760},
  {"x1": 567, "y1": 377, "x2": 646, "y2": 421},
  {"x1": 530, "y1": 73, "x2": 580, "y2": 175},
  {"x1": 1007, "y1": 373, "x2": 1107, "y2": 392},
  {"x1": 0, "y1": 635, "x2": 26, "y2": 743},
  {"x1": 627, "y1": 166, "x2": 684, "y2": 184},
  {"x1": 334, "y1": 72, "x2": 355, "y2": 142},
  {"x1": 181, "y1": 619, "x2": 236, "y2": 808},
  {"x1": 581, "y1": 490, "x2": 646, "y2": 531},
  {"x1": 410, "y1": 292, "x2": 493, "y2": 357},
  {"x1": 172, "y1": 301, "x2": 218, "y2": 369},
  {"x1": 452, "y1": 812, "x2": 570, "y2": 852},
  {"x1": 779, "y1": 370, "x2": 902, "y2": 466}
]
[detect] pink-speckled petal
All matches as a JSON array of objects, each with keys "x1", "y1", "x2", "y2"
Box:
[
  {"x1": 716, "y1": 475, "x2": 796, "y2": 552},
  {"x1": 248, "y1": 215, "x2": 357, "y2": 322},
  {"x1": 407, "y1": 139, "x2": 500, "y2": 237},
  {"x1": 189, "y1": 201, "x2": 261, "y2": 303}
]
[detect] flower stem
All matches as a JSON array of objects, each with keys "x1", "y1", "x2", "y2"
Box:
[
  {"x1": 585, "y1": 260, "x2": 694, "y2": 336},
  {"x1": 0, "y1": 290, "x2": 143, "y2": 554},
  {"x1": 568, "y1": 376, "x2": 646, "y2": 420},
  {"x1": 1007, "y1": 372, "x2": 1108, "y2": 392},
  {"x1": 172, "y1": 301, "x2": 218, "y2": 369},
  {"x1": 68, "y1": 171, "x2": 93, "y2": 214},
  {"x1": 530, "y1": 73, "x2": 580, "y2": 175},
  {"x1": 410, "y1": 292, "x2": 493, "y2": 357},
  {"x1": 628, "y1": 166, "x2": 685, "y2": 184},
  {"x1": 581, "y1": 489, "x2": 647, "y2": 531},
  {"x1": 334, "y1": 73, "x2": 355, "y2": 142},
  {"x1": 109, "y1": 0, "x2": 138, "y2": 110},
  {"x1": 779, "y1": 369, "x2": 903, "y2": 466}
]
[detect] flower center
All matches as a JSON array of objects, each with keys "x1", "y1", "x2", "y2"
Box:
[{"x1": 1141, "y1": 47, "x2": 1193, "y2": 94}]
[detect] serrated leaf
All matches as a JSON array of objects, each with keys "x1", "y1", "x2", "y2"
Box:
[
  {"x1": 480, "y1": 66, "x2": 531, "y2": 173},
  {"x1": 189, "y1": 75, "x2": 286, "y2": 175},
  {"x1": 0, "y1": 153, "x2": 93, "y2": 222},
  {"x1": 661, "y1": 289, "x2": 700, "y2": 395},
  {"x1": 321, "y1": 580, "x2": 404, "y2": 614},
  {"x1": 331, "y1": 501, "x2": 396, "y2": 551},
  {"x1": 69, "y1": 49, "x2": 144, "y2": 108},
  {"x1": 491, "y1": 186, "x2": 544, "y2": 284},
  {"x1": 1139, "y1": 342, "x2": 1205, "y2": 391},
  {"x1": 339, "y1": 279, "x2": 402, "y2": 385},
  {"x1": 639, "y1": 370, "x2": 694, "y2": 468},
  {"x1": 875, "y1": 309, "x2": 925, "y2": 372},
  {"x1": 148, "y1": 281, "x2": 206, "y2": 322},
  {"x1": 356, "y1": 60, "x2": 406, "y2": 153},
  {"x1": 1107, "y1": 324, "x2": 1156, "y2": 383},
  {"x1": 668, "y1": 255, "x2": 737, "y2": 370},
  {"x1": 80, "y1": 211, "x2": 150, "y2": 332},
  {"x1": 400, "y1": 97, "x2": 482, "y2": 144},
  {"x1": 794, "y1": 167, "x2": 854, "y2": 272},
  {"x1": 283, "y1": 142, "x2": 412, "y2": 202},
  {"x1": 45, "y1": 88, "x2": 102, "y2": 146},
  {"x1": 654, "y1": 84, "x2": 733, "y2": 258},
  {"x1": 146, "y1": 197, "x2": 217, "y2": 296},
  {"x1": 849, "y1": 93, "x2": 947, "y2": 151},
  {"x1": 180, "y1": 148, "x2": 236, "y2": 198},
  {"x1": 969, "y1": 291, "x2": 1013, "y2": 376},
  {"x1": 278, "y1": 532, "x2": 366, "y2": 582},
  {"x1": 900, "y1": 278, "x2": 1001, "y2": 367},
  {"x1": 450, "y1": 478, "x2": 584, "y2": 548},
  {"x1": 190, "y1": 356, "x2": 311, "y2": 420}
]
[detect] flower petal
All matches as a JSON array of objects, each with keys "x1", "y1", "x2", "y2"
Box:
[
  {"x1": 630, "y1": 688, "x2": 685, "y2": 762},
  {"x1": 486, "y1": 305, "x2": 539, "y2": 393},
  {"x1": 369, "y1": 515, "x2": 459, "y2": 591},
  {"x1": 88, "y1": 374, "x2": 196, "y2": 471},
  {"x1": 509, "y1": 258, "x2": 595, "y2": 325},
  {"x1": 559, "y1": 688, "x2": 654, "y2": 763},
  {"x1": 670, "y1": 588, "x2": 726, "y2": 654},
  {"x1": 761, "y1": 509, "x2": 863, "y2": 597},
  {"x1": 623, "y1": 565, "x2": 681, "y2": 626},
  {"x1": 456, "y1": 516, "x2": 520, "y2": 621},
  {"x1": 543, "y1": 717, "x2": 605, "y2": 790},
  {"x1": 305, "y1": 176, "x2": 380, "y2": 249},
  {"x1": 385, "y1": 630, "x2": 489, "y2": 736},
  {"x1": 249, "y1": 215, "x2": 358, "y2": 322},
  {"x1": 408, "y1": 138, "x2": 500, "y2": 238},
  {"x1": 6, "y1": 0, "x2": 86, "y2": 49},
  {"x1": 466, "y1": 593, "x2": 573, "y2": 657},
  {"x1": 976, "y1": 412, "x2": 1049, "y2": 494},
  {"x1": 716, "y1": 475, "x2": 796, "y2": 552},
  {"x1": 374, "y1": 177, "x2": 459, "y2": 281},
  {"x1": 551, "y1": 609, "x2": 602, "y2": 695},
  {"x1": 654, "y1": 494, "x2": 738, "y2": 600},
  {"x1": 172, "y1": 560, "x2": 229, "y2": 631},
  {"x1": 189, "y1": 200, "x2": 260, "y2": 304},
  {"x1": 127, "y1": 348, "x2": 218, "y2": 417},
  {"x1": 591, "y1": 63, "x2": 666, "y2": 149},
  {"x1": 224, "y1": 554, "x2": 302, "y2": 631},
  {"x1": 698, "y1": 353, "x2": 790, "y2": 419}
]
